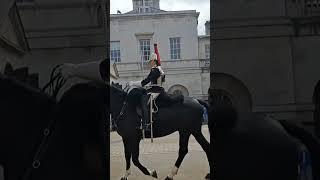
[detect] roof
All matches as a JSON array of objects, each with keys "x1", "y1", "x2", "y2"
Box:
[
  {"x1": 110, "y1": 10, "x2": 200, "y2": 19},
  {"x1": 124, "y1": 7, "x2": 166, "y2": 14}
]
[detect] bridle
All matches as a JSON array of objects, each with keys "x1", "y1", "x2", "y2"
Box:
[
  {"x1": 111, "y1": 85, "x2": 128, "y2": 128},
  {"x1": 22, "y1": 64, "x2": 67, "y2": 180}
]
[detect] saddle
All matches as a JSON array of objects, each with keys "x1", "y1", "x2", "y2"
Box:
[{"x1": 136, "y1": 93, "x2": 184, "y2": 118}]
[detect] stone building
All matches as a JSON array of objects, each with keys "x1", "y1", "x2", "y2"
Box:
[
  {"x1": 212, "y1": 0, "x2": 320, "y2": 134},
  {"x1": 0, "y1": 0, "x2": 29, "y2": 73},
  {"x1": 110, "y1": 0, "x2": 210, "y2": 100},
  {"x1": 1, "y1": 0, "x2": 107, "y2": 96}
]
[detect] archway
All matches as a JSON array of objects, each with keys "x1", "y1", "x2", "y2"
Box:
[
  {"x1": 210, "y1": 73, "x2": 253, "y2": 113},
  {"x1": 168, "y1": 84, "x2": 189, "y2": 97},
  {"x1": 209, "y1": 89, "x2": 234, "y2": 107}
]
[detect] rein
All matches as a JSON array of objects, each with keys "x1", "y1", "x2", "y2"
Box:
[
  {"x1": 22, "y1": 65, "x2": 67, "y2": 180},
  {"x1": 115, "y1": 99, "x2": 128, "y2": 121},
  {"x1": 111, "y1": 85, "x2": 128, "y2": 128},
  {"x1": 22, "y1": 106, "x2": 58, "y2": 180}
]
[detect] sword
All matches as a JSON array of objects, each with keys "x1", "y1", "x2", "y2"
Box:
[{"x1": 150, "y1": 94, "x2": 154, "y2": 143}]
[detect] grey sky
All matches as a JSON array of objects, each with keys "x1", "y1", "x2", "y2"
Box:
[{"x1": 110, "y1": 0, "x2": 210, "y2": 35}]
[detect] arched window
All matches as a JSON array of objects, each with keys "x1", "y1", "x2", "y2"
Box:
[
  {"x1": 209, "y1": 89, "x2": 234, "y2": 107},
  {"x1": 168, "y1": 84, "x2": 189, "y2": 97},
  {"x1": 172, "y1": 89, "x2": 183, "y2": 96}
]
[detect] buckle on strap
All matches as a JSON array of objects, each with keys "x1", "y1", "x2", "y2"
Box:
[{"x1": 116, "y1": 100, "x2": 127, "y2": 120}]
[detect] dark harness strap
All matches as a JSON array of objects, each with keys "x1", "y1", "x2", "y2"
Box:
[
  {"x1": 22, "y1": 105, "x2": 59, "y2": 180},
  {"x1": 22, "y1": 65, "x2": 65, "y2": 180},
  {"x1": 115, "y1": 99, "x2": 128, "y2": 121}
]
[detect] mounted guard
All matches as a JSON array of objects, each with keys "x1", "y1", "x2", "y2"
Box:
[{"x1": 125, "y1": 44, "x2": 183, "y2": 132}]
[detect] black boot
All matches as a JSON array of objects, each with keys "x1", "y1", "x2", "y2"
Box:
[{"x1": 140, "y1": 93, "x2": 150, "y2": 131}]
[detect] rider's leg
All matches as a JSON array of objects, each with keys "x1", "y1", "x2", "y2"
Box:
[{"x1": 140, "y1": 92, "x2": 150, "y2": 130}]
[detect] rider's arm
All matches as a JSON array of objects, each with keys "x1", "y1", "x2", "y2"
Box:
[{"x1": 141, "y1": 68, "x2": 161, "y2": 87}]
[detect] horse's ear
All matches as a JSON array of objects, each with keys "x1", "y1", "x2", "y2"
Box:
[{"x1": 4, "y1": 62, "x2": 13, "y2": 75}]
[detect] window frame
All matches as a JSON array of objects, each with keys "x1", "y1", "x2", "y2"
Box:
[
  {"x1": 110, "y1": 41, "x2": 121, "y2": 62},
  {"x1": 139, "y1": 39, "x2": 151, "y2": 62},
  {"x1": 169, "y1": 37, "x2": 181, "y2": 60},
  {"x1": 205, "y1": 44, "x2": 210, "y2": 59}
]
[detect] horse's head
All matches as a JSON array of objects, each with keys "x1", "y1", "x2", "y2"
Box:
[{"x1": 110, "y1": 84, "x2": 127, "y2": 119}]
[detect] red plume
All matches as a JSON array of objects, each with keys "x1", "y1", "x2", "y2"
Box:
[{"x1": 154, "y1": 43, "x2": 161, "y2": 66}]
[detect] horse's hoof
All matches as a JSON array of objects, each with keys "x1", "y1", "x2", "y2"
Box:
[
  {"x1": 205, "y1": 173, "x2": 210, "y2": 179},
  {"x1": 151, "y1": 170, "x2": 158, "y2": 178},
  {"x1": 164, "y1": 176, "x2": 173, "y2": 180},
  {"x1": 120, "y1": 177, "x2": 127, "y2": 180}
]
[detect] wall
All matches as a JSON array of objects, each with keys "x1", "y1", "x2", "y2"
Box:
[{"x1": 110, "y1": 11, "x2": 199, "y2": 62}]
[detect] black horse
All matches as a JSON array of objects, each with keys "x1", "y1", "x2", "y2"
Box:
[
  {"x1": 0, "y1": 74, "x2": 108, "y2": 180},
  {"x1": 208, "y1": 95, "x2": 320, "y2": 180},
  {"x1": 110, "y1": 85, "x2": 210, "y2": 180},
  {"x1": 313, "y1": 82, "x2": 320, "y2": 138}
]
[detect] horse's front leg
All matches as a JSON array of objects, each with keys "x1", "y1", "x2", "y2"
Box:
[
  {"x1": 192, "y1": 130, "x2": 211, "y2": 180},
  {"x1": 165, "y1": 132, "x2": 191, "y2": 180},
  {"x1": 120, "y1": 139, "x2": 132, "y2": 180},
  {"x1": 131, "y1": 137, "x2": 158, "y2": 178}
]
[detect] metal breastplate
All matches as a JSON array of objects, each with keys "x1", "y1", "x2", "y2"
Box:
[{"x1": 155, "y1": 66, "x2": 164, "y2": 86}]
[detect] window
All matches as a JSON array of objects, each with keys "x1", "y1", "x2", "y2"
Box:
[
  {"x1": 139, "y1": 39, "x2": 151, "y2": 62},
  {"x1": 169, "y1": 37, "x2": 181, "y2": 60},
  {"x1": 173, "y1": 90, "x2": 183, "y2": 96},
  {"x1": 136, "y1": 0, "x2": 143, "y2": 6},
  {"x1": 110, "y1": 41, "x2": 121, "y2": 62},
  {"x1": 205, "y1": 44, "x2": 210, "y2": 59},
  {"x1": 305, "y1": 0, "x2": 320, "y2": 8},
  {"x1": 304, "y1": 0, "x2": 320, "y2": 14},
  {"x1": 144, "y1": 0, "x2": 152, "y2": 6}
]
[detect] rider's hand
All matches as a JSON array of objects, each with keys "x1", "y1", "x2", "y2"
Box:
[{"x1": 57, "y1": 63, "x2": 76, "y2": 79}]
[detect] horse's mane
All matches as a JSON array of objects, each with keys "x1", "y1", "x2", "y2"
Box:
[
  {"x1": 110, "y1": 83, "x2": 127, "y2": 97},
  {"x1": 0, "y1": 73, "x2": 56, "y2": 103}
]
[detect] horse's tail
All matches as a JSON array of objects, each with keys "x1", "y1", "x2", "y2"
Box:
[
  {"x1": 197, "y1": 99, "x2": 209, "y2": 124},
  {"x1": 197, "y1": 99, "x2": 209, "y2": 110}
]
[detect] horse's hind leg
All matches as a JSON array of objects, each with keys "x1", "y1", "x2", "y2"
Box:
[
  {"x1": 192, "y1": 130, "x2": 210, "y2": 180},
  {"x1": 131, "y1": 138, "x2": 158, "y2": 178},
  {"x1": 121, "y1": 139, "x2": 132, "y2": 180},
  {"x1": 165, "y1": 131, "x2": 191, "y2": 180}
]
